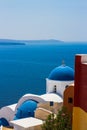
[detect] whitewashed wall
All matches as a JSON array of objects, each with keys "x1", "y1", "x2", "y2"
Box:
[{"x1": 46, "y1": 78, "x2": 74, "y2": 97}]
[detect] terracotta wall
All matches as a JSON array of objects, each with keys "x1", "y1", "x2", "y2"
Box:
[{"x1": 63, "y1": 84, "x2": 74, "y2": 113}]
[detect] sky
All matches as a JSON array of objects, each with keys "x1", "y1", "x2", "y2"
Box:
[{"x1": 0, "y1": 0, "x2": 87, "y2": 41}]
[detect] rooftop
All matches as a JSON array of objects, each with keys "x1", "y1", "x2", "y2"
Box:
[{"x1": 11, "y1": 117, "x2": 43, "y2": 128}]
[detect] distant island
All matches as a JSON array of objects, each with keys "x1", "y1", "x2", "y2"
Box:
[
  {"x1": 0, "y1": 39, "x2": 26, "y2": 45},
  {"x1": 0, "y1": 39, "x2": 64, "y2": 45},
  {"x1": 23, "y1": 39, "x2": 64, "y2": 43}
]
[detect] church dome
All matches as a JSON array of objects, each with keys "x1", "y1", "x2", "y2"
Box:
[{"x1": 48, "y1": 65, "x2": 74, "y2": 81}]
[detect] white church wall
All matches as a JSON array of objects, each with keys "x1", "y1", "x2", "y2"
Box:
[
  {"x1": 58, "y1": 81, "x2": 74, "y2": 97},
  {"x1": 46, "y1": 78, "x2": 74, "y2": 97},
  {"x1": 46, "y1": 78, "x2": 59, "y2": 93}
]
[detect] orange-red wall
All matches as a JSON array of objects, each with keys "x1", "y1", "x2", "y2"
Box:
[
  {"x1": 74, "y1": 55, "x2": 87, "y2": 112},
  {"x1": 63, "y1": 84, "x2": 74, "y2": 113}
]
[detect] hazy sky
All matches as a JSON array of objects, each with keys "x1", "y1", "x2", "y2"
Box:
[{"x1": 0, "y1": 0, "x2": 87, "y2": 41}]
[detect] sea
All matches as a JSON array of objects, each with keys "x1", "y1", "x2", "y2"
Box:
[{"x1": 0, "y1": 40, "x2": 87, "y2": 108}]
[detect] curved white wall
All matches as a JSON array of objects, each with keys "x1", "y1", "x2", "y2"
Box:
[
  {"x1": 0, "y1": 104, "x2": 17, "y2": 125},
  {"x1": 15, "y1": 94, "x2": 46, "y2": 114}
]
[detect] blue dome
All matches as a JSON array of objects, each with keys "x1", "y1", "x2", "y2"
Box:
[
  {"x1": 48, "y1": 65, "x2": 74, "y2": 81},
  {"x1": 0, "y1": 118, "x2": 9, "y2": 126},
  {"x1": 14, "y1": 100, "x2": 38, "y2": 120}
]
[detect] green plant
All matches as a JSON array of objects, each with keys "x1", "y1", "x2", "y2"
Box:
[
  {"x1": 42, "y1": 113, "x2": 56, "y2": 130},
  {"x1": 42, "y1": 107, "x2": 72, "y2": 130}
]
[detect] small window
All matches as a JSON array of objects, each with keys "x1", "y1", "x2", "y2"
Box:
[
  {"x1": 68, "y1": 97, "x2": 73, "y2": 103},
  {"x1": 50, "y1": 102, "x2": 54, "y2": 106},
  {"x1": 65, "y1": 85, "x2": 69, "y2": 88}
]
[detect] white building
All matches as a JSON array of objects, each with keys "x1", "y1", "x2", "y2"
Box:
[{"x1": 0, "y1": 64, "x2": 74, "y2": 129}]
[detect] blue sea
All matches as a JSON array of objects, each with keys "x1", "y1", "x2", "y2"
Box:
[{"x1": 0, "y1": 40, "x2": 87, "y2": 107}]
